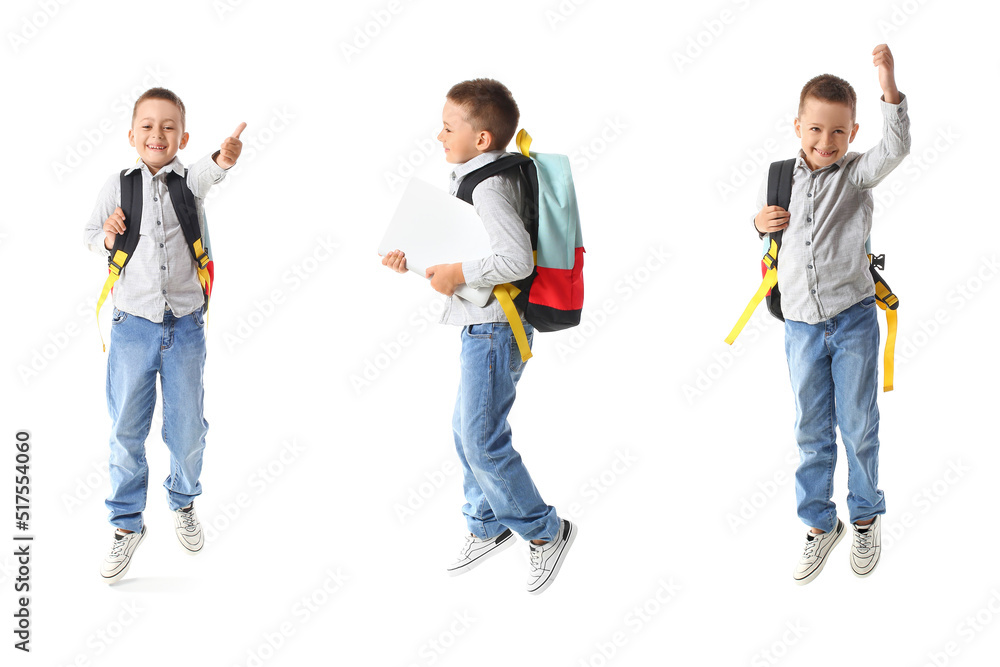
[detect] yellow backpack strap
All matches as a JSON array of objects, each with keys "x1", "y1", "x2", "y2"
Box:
[
  {"x1": 95, "y1": 249, "x2": 129, "y2": 352},
  {"x1": 725, "y1": 239, "x2": 779, "y2": 345},
  {"x1": 516, "y1": 129, "x2": 532, "y2": 157},
  {"x1": 493, "y1": 284, "x2": 532, "y2": 363},
  {"x1": 873, "y1": 277, "x2": 899, "y2": 392}
]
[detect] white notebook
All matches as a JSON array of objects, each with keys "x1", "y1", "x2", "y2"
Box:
[{"x1": 378, "y1": 178, "x2": 494, "y2": 307}]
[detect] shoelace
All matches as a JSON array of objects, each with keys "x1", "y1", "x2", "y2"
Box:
[
  {"x1": 459, "y1": 533, "x2": 476, "y2": 557},
  {"x1": 109, "y1": 535, "x2": 129, "y2": 558},
  {"x1": 801, "y1": 536, "x2": 819, "y2": 562},
  {"x1": 178, "y1": 510, "x2": 198, "y2": 532},
  {"x1": 529, "y1": 544, "x2": 543, "y2": 571},
  {"x1": 853, "y1": 528, "x2": 873, "y2": 553}
]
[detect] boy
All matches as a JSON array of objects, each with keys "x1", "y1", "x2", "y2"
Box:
[
  {"x1": 83, "y1": 87, "x2": 244, "y2": 583},
  {"x1": 753, "y1": 45, "x2": 910, "y2": 584},
  {"x1": 382, "y1": 78, "x2": 576, "y2": 594}
]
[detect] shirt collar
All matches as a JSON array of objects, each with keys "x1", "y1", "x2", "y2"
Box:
[
  {"x1": 795, "y1": 149, "x2": 846, "y2": 175},
  {"x1": 450, "y1": 150, "x2": 507, "y2": 183},
  {"x1": 124, "y1": 155, "x2": 186, "y2": 178}
]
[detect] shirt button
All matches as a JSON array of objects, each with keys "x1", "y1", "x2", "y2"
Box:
[
  {"x1": 161, "y1": 265, "x2": 166, "y2": 270},
  {"x1": 805, "y1": 241, "x2": 811, "y2": 246},
  {"x1": 807, "y1": 264, "x2": 813, "y2": 269},
  {"x1": 811, "y1": 173, "x2": 818, "y2": 179},
  {"x1": 159, "y1": 243, "x2": 164, "y2": 248},
  {"x1": 157, "y1": 220, "x2": 161, "y2": 225},
  {"x1": 162, "y1": 289, "x2": 167, "y2": 295},
  {"x1": 806, "y1": 217, "x2": 812, "y2": 222},
  {"x1": 811, "y1": 289, "x2": 816, "y2": 294},
  {"x1": 153, "y1": 197, "x2": 158, "y2": 202},
  {"x1": 807, "y1": 193, "x2": 812, "y2": 197}
]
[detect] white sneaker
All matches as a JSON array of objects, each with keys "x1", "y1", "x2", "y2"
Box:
[
  {"x1": 526, "y1": 519, "x2": 577, "y2": 595},
  {"x1": 447, "y1": 528, "x2": 515, "y2": 576},
  {"x1": 174, "y1": 503, "x2": 204, "y2": 554},
  {"x1": 850, "y1": 515, "x2": 881, "y2": 577},
  {"x1": 792, "y1": 518, "x2": 844, "y2": 585},
  {"x1": 100, "y1": 525, "x2": 146, "y2": 584}
]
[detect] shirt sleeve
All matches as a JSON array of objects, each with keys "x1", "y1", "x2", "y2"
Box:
[
  {"x1": 83, "y1": 174, "x2": 120, "y2": 257},
  {"x1": 185, "y1": 152, "x2": 228, "y2": 198},
  {"x1": 461, "y1": 175, "x2": 534, "y2": 289},
  {"x1": 848, "y1": 93, "x2": 911, "y2": 190}
]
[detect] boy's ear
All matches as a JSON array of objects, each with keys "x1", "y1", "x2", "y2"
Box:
[
  {"x1": 179, "y1": 131, "x2": 190, "y2": 149},
  {"x1": 849, "y1": 123, "x2": 859, "y2": 143},
  {"x1": 475, "y1": 130, "x2": 494, "y2": 152},
  {"x1": 128, "y1": 129, "x2": 135, "y2": 147},
  {"x1": 793, "y1": 118, "x2": 801, "y2": 139}
]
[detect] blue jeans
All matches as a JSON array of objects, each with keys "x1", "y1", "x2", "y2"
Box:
[
  {"x1": 784, "y1": 296, "x2": 886, "y2": 533},
  {"x1": 105, "y1": 306, "x2": 208, "y2": 532},
  {"x1": 452, "y1": 322, "x2": 560, "y2": 542}
]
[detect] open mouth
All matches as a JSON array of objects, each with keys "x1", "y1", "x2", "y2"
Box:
[
  {"x1": 814, "y1": 148, "x2": 835, "y2": 158},
  {"x1": 146, "y1": 144, "x2": 167, "y2": 152}
]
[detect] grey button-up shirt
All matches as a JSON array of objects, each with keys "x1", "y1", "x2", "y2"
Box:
[
  {"x1": 439, "y1": 150, "x2": 533, "y2": 326},
  {"x1": 84, "y1": 154, "x2": 227, "y2": 323},
  {"x1": 756, "y1": 94, "x2": 911, "y2": 324}
]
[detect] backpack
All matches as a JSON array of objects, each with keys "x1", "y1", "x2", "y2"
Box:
[
  {"x1": 456, "y1": 129, "x2": 585, "y2": 363},
  {"x1": 725, "y1": 158, "x2": 899, "y2": 391},
  {"x1": 95, "y1": 168, "x2": 214, "y2": 351}
]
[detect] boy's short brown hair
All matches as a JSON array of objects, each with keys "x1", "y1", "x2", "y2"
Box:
[
  {"x1": 131, "y1": 87, "x2": 187, "y2": 129},
  {"x1": 799, "y1": 74, "x2": 857, "y2": 121},
  {"x1": 446, "y1": 78, "x2": 519, "y2": 150}
]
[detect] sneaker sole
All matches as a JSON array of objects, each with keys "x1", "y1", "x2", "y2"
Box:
[
  {"x1": 177, "y1": 535, "x2": 204, "y2": 555},
  {"x1": 527, "y1": 521, "x2": 578, "y2": 595},
  {"x1": 446, "y1": 530, "x2": 516, "y2": 577},
  {"x1": 793, "y1": 522, "x2": 844, "y2": 586},
  {"x1": 101, "y1": 527, "x2": 147, "y2": 585}
]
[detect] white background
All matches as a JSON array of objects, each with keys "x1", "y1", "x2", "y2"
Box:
[{"x1": 1, "y1": 0, "x2": 997, "y2": 665}]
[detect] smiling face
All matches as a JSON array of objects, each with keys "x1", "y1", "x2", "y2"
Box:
[
  {"x1": 129, "y1": 98, "x2": 188, "y2": 174},
  {"x1": 794, "y1": 96, "x2": 858, "y2": 170},
  {"x1": 437, "y1": 99, "x2": 492, "y2": 164}
]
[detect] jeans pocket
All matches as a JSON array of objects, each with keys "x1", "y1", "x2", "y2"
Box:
[
  {"x1": 192, "y1": 306, "x2": 206, "y2": 327},
  {"x1": 508, "y1": 328, "x2": 533, "y2": 371},
  {"x1": 860, "y1": 295, "x2": 877, "y2": 309},
  {"x1": 465, "y1": 323, "x2": 493, "y2": 339},
  {"x1": 111, "y1": 307, "x2": 127, "y2": 324}
]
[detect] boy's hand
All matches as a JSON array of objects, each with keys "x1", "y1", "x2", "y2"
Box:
[
  {"x1": 214, "y1": 122, "x2": 246, "y2": 169},
  {"x1": 103, "y1": 206, "x2": 126, "y2": 250},
  {"x1": 872, "y1": 44, "x2": 900, "y2": 104},
  {"x1": 754, "y1": 205, "x2": 790, "y2": 234},
  {"x1": 382, "y1": 249, "x2": 408, "y2": 273},
  {"x1": 425, "y1": 263, "x2": 465, "y2": 296}
]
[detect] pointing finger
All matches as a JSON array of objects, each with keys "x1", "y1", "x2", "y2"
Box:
[{"x1": 231, "y1": 122, "x2": 247, "y2": 139}]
